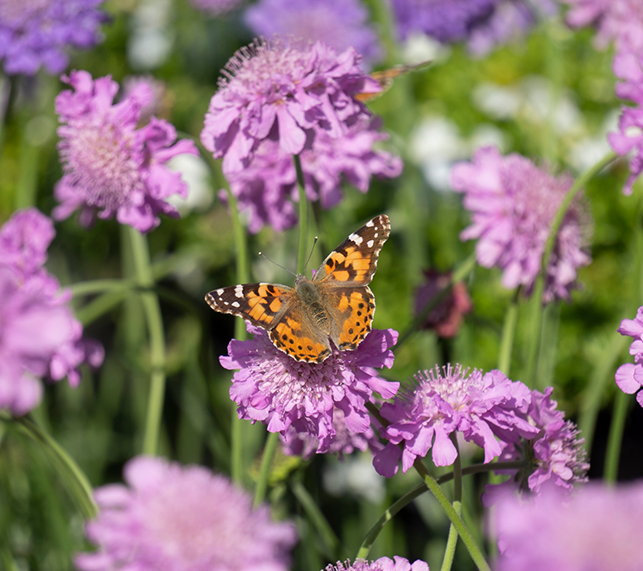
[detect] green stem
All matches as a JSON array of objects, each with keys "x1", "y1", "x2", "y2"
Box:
[
  {"x1": 70, "y1": 278, "x2": 134, "y2": 297},
  {"x1": 294, "y1": 154, "x2": 309, "y2": 274},
  {"x1": 440, "y1": 435, "x2": 462, "y2": 571},
  {"x1": 126, "y1": 227, "x2": 167, "y2": 457},
  {"x1": 253, "y1": 432, "x2": 279, "y2": 507},
  {"x1": 497, "y1": 288, "x2": 521, "y2": 376},
  {"x1": 413, "y1": 460, "x2": 491, "y2": 571},
  {"x1": 604, "y1": 391, "x2": 629, "y2": 483},
  {"x1": 526, "y1": 151, "x2": 618, "y2": 385},
  {"x1": 8, "y1": 415, "x2": 97, "y2": 519},
  {"x1": 293, "y1": 478, "x2": 344, "y2": 560}
]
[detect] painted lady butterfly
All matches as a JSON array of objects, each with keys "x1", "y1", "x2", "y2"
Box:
[{"x1": 205, "y1": 214, "x2": 391, "y2": 363}]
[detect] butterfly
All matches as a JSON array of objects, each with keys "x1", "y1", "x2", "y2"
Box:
[
  {"x1": 205, "y1": 214, "x2": 391, "y2": 364},
  {"x1": 356, "y1": 60, "x2": 433, "y2": 102}
]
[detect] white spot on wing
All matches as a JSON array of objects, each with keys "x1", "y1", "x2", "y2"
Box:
[
  {"x1": 367, "y1": 240, "x2": 374, "y2": 248},
  {"x1": 235, "y1": 285, "x2": 244, "y2": 298},
  {"x1": 216, "y1": 288, "x2": 224, "y2": 295},
  {"x1": 349, "y1": 232, "x2": 363, "y2": 245},
  {"x1": 231, "y1": 301, "x2": 240, "y2": 308},
  {"x1": 366, "y1": 220, "x2": 374, "y2": 227}
]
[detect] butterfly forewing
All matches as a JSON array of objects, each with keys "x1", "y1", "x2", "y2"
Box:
[
  {"x1": 205, "y1": 283, "x2": 294, "y2": 329},
  {"x1": 317, "y1": 214, "x2": 391, "y2": 287}
]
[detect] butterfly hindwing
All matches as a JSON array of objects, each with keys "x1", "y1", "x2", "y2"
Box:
[
  {"x1": 205, "y1": 283, "x2": 294, "y2": 329},
  {"x1": 317, "y1": 214, "x2": 391, "y2": 287}
]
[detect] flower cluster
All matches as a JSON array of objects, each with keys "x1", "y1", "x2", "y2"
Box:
[
  {"x1": 390, "y1": 0, "x2": 558, "y2": 56},
  {"x1": 494, "y1": 481, "x2": 643, "y2": 571},
  {"x1": 221, "y1": 325, "x2": 399, "y2": 454},
  {"x1": 54, "y1": 70, "x2": 198, "y2": 233},
  {"x1": 188, "y1": 0, "x2": 244, "y2": 16},
  {"x1": 0, "y1": 208, "x2": 103, "y2": 415},
  {"x1": 223, "y1": 117, "x2": 402, "y2": 233},
  {"x1": 413, "y1": 269, "x2": 473, "y2": 338},
  {"x1": 0, "y1": 0, "x2": 107, "y2": 75},
  {"x1": 451, "y1": 146, "x2": 591, "y2": 303},
  {"x1": 615, "y1": 306, "x2": 643, "y2": 406},
  {"x1": 488, "y1": 387, "x2": 588, "y2": 495},
  {"x1": 243, "y1": 0, "x2": 383, "y2": 69},
  {"x1": 326, "y1": 557, "x2": 429, "y2": 571},
  {"x1": 75, "y1": 456, "x2": 298, "y2": 571},
  {"x1": 372, "y1": 365, "x2": 539, "y2": 477}
]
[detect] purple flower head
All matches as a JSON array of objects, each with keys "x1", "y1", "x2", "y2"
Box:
[
  {"x1": 487, "y1": 387, "x2": 588, "y2": 498},
  {"x1": 244, "y1": 0, "x2": 383, "y2": 69},
  {"x1": 614, "y1": 306, "x2": 643, "y2": 405},
  {"x1": 391, "y1": 0, "x2": 557, "y2": 56},
  {"x1": 221, "y1": 324, "x2": 399, "y2": 453},
  {"x1": 493, "y1": 481, "x2": 643, "y2": 571},
  {"x1": 75, "y1": 455, "x2": 298, "y2": 571},
  {"x1": 201, "y1": 37, "x2": 382, "y2": 174},
  {"x1": 53, "y1": 70, "x2": 198, "y2": 233},
  {"x1": 0, "y1": 0, "x2": 107, "y2": 76},
  {"x1": 561, "y1": 0, "x2": 643, "y2": 56},
  {"x1": 0, "y1": 208, "x2": 103, "y2": 415},
  {"x1": 451, "y1": 146, "x2": 592, "y2": 303},
  {"x1": 223, "y1": 117, "x2": 402, "y2": 233},
  {"x1": 608, "y1": 104, "x2": 643, "y2": 196},
  {"x1": 373, "y1": 365, "x2": 539, "y2": 477},
  {"x1": 413, "y1": 269, "x2": 473, "y2": 338},
  {"x1": 326, "y1": 557, "x2": 430, "y2": 571},
  {"x1": 281, "y1": 406, "x2": 383, "y2": 460},
  {"x1": 189, "y1": 0, "x2": 244, "y2": 16}
]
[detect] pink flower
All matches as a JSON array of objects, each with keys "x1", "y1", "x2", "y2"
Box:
[
  {"x1": 615, "y1": 306, "x2": 643, "y2": 406},
  {"x1": 326, "y1": 557, "x2": 430, "y2": 571},
  {"x1": 373, "y1": 365, "x2": 539, "y2": 477},
  {"x1": 221, "y1": 325, "x2": 399, "y2": 454},
  {"x1": 0, "y1": 208, "x2": 103, "y2": 415},
  {"x1": 75, "y1": 456, "x2": 298, "y2": 571},
  {"x1": 494, "y1": 481, "x2": 643, "y2": 571},
  {"x1": 451, "y1": 146, "x2": 591, "y2": 303},
  {"x1": 200, "y1": 37, "x2": 382, "y2": 174},
  {"x1": 54, "y1": 70, "x2": 198, "y2": 232}
]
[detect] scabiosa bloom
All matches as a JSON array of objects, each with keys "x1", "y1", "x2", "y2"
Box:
[
  {"x1": 221, "y1": 325, "x2": 399, "y2": 453},
  {"x1": 390, "y1": 0, "x2": 557, "y2": 56},
  {"x1": 451, "y1": 146, "x2": 591, "y2": 303},
  {"x1": 413, "y1": 269, "x2": 473, "y2": 338},
  {"x1": 615, "y1": 306, "x2": 643, "y2": 406},
  {"x1": 0, "y1": 0, "x2": 107, "y2": 76},
  {"x1": 189, "y1": 0, "x2": 244, "y2": 17},
  {"x1": 326, "y1": 557, "x2": 430, "y2": 571},
  {"x1": 75, "y1": 456, "x2": 298, "y2": 571},
  {"x1": 244, "y1": 0, "x2": 383, "y2": 69},
  {"x1": 494, "y1": 481, "x2": 643, "y2": 571},
  {"x1": 372, "y1": 365, "x2": 539, "y2": 477},
  {"x1": 0, "y1": 208, "x2": 103, "y2": 415},
  {"x1": 201, "y1": 37, "x2": 382, "y2": 174},
  {"x1": 608, "y1": 102, "x2": 643, "y2": 196},
  {"x1": 281, "y1": 406, "x2": 383, "y2": 460},
  {"x1": 53, "y1": 70, "x2": 198, "y2": 233},
  {"x1": 223, "y1": 117, "x2": 402, "y2": 233},
  {"x1": 488, "y1": 387, "x2": 588, "y2": 496}
]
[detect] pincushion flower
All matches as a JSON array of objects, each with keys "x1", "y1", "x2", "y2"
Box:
[
  {"x1": 494, "y1": 481, "x2": 643, "y2": 571},
  {"x1": 451, "y1": 146, "x2": 591, "y2": 303},
  {"x1": 200, "y1": 37, "x2": 382, "y2": 174},
  {"x1": 487, "y1": 387, "x2": 588, "y2": 497},
  {"x1": 244, "y1": 0, "x2": 383, "y2": 69},
  {"x1": 221, "y1": 325, "x2": 399, "y2": 453},
  {"x1": 608, "y1": 103, "x2": 643, "y2": 196},
  {"x1": 326, "y1": 557, "x2": 430, "y2": 571},
  {"x1": 390, "y1": 0, "x2": 558, "y2": 56},
  {"x1": 75, "y1": 456, "x2": 298, "y2": 571},
  {"x1": 53, "y1": 70, "x2": 198, "y2": 233},
  {"x1": 0, "y1": 0, "x2": 107, "y2": 76},
  {"x1": 223, "y1": 117, "x2": 402, "y2": 233},
  {"x1": 372, "y1": 365, "x2": 539, "y2": 477},
  {"x1": 615, "y1": 306, "x2": 643, "y2": 406},
  {"x1": 281, "y1": 406, "x2": 383, "y2": 460},
  {"x1": 413, "y1": 269, "x2": 473, "y2": 338},
  {"x1": 0, "y1": 208, "x2": 103, "y2": 415}
]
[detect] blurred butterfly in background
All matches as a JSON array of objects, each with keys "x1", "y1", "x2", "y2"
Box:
[
  {"x1": 356, "y1": 60, "x2": 433, "y2": 102},
  {"x1": 205, "y1": 215, "x2": 391, "y2": 364}
]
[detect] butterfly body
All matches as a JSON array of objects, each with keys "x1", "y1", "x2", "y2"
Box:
[{"x1": 206, "y1": 214, "x2": 391, "y2": 363}]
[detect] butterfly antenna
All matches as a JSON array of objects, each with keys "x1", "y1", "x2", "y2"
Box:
[
  {"x1": 258, "y1": 252, "x2": 297, "y2": 277},
  {"x1": 303, "y1": 236, "x2": 318, "y2": 272}
]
